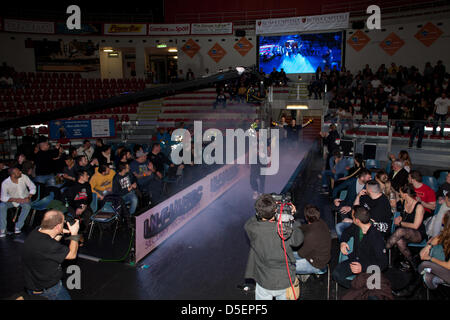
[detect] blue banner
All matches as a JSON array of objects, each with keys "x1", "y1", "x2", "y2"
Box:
[{"x1": 49, "y1": 119, "x2": 115, "y2": 140}]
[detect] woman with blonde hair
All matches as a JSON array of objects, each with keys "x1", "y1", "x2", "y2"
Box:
[{"x1": 389, "y1": 150, "x2": 412, "y2": 173}]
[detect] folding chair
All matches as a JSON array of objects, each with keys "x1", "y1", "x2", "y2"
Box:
[
  {"x1": 88, "y1": 194, "x2": 121, "y2": 244},
  {"x1": 29, "y1": 192, "x2": 55, "y2": 227}
]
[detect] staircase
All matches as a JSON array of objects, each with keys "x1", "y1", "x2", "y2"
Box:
[{"x1": 287, "y1": 82, "x2": 309, "y2": 100}]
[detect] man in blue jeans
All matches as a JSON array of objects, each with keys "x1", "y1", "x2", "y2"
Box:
[
  {"x1": 112, "y1": 163, "x2": 138, "y2": 215},
  {"x1": 0, "y1": 167, "x2": 36, "y2": 237},
  {"x1": 22, "y1": 210, "x2": 80, "y2": 300}
]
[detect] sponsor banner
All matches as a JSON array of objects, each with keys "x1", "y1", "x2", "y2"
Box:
[
  {"x1": 34, "y1": 39, "x2": 100, "y2": 72},
  {"x1": 208, "y1": 43, "x2": 227, "y2": 63},
  {"x1": 379, "y1": 32, "x2": 405, "y2": 56},
  {"x1": 135, "y1": 160, "x2": 249, "y2": 262},
  {"x1": 103, "y1": 23, "x2": 147, "y2": 35},
  {"x1": 191, "y1": 22, "x2": 233, "y2": 35},
  {"x1": 234, "y1": 37, "x2": 254, "y2": 56},
  {"x1": 415, "y1": 22, "x2": 443, "y2": 47},
  {"x1": 148, "y1": 23, "x2": 190, "y2": 35},
  {"x1": 347, "y1": 30, "x2": 371, "y2": 52},
  {"x1": 56, "y1": 22, "x2": 102, "y2": 35},
  {"x1": 4, "y1": 19, "x2": 55, "y2": 34},
  {"x1": 256, "y1": 12, "x2": 349, "y2": 35},
  {"x1": 49, "y1": 119, "x2": 115, "y2": 140},
  {"x1": 181, "y1": 38, "x2": 201, "y2": 58}
]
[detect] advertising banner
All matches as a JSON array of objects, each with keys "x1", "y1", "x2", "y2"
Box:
[
  {"x1": 135, "y1": 161, "x2": 249, "y2": 262},
  {"x1": 256, "y1": 12, "x2": 349, "y2": 35},
  {"x1": 191, "y1": 22, "x2": 233, "y2": 34},
  {"x1": 55, "y1": 22, "x2": 102, "y2": 35},
  {"x1": 33, "y1": 39, "x2": 100, "y2": 72},
  {"x1": 49, "y1": 119, "x2": 115, "y2": 140},
  {"x1": 148, "y1": 23, "x2": 190, "y2": 35},
  {"x1": 103, "y1": 23, "x2": 147, "y2": 35},
  {"x1": 4, "y1": 18, "x2": 55, "y2": 34}
]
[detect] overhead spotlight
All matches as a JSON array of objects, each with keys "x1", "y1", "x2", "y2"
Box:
[
  {"x1": 173, "y1": 56, "x2": 178, "y2": 59},
  {"x1": 286, "y1": 105, "x2": 308, "y2": 110},
  {"x1": 168, "y1": 48, "x2": 178, "y2": 52},
  {"x1": 103, "y1": 48, "x2": 114, "y2": 52},
  {"x1": 236, "y1": 67, "x2": 245, "y2": 75}
]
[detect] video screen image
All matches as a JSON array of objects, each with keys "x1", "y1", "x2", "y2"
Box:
[{"x1": 258, "y1": 31, "x2": 343, "y2": 74}]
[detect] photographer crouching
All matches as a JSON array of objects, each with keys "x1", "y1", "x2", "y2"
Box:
[
  {"x1": 22, "y1": 210, "x2": 80, "y2": 300},
  {"x1": 244, "y1": 194, "x2": 304, "y2": 300}
]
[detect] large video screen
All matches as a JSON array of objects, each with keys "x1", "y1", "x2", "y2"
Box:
[{"x1": 258, "y1": 31, "x2": 343, "y2": 74}]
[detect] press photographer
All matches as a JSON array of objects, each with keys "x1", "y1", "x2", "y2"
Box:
[
  {"x1": 244, "y1": 194, "x2": 304, "y2": 300},
  {"x1": 22, "y1": 210, "x2": 80, "y2": 300}
]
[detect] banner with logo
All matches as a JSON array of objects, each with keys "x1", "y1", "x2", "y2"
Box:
[
  {"x1": 135, "y1": 161, "x2": 249, "y2": 262},
  {"x1": 256, "y1": 12, "x2": 349, "y2": 35},
  {"x1": 103, "y1": 23, "x2": 147, "y2": 35},
  {"x1": 56, "y1": 22, "x2": 102, "y2": 35},
  {"x1": 34, "y1": 39, "x2": 100, "y2": 72},
  {"x1": 148, "y1": 23, "x2": 190, "y2": 35},
  {"x1": 49, "y1": 119, "x2": 115, "y2": 140},
  {"x1": 4, "y1": 18, "x2": 55, "y2": 34},
  {"x1": 191, "y1": 22, "x2": 233, "y2": 35}
]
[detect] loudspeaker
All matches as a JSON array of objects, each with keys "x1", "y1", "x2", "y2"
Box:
[
  {"x1": 352, "y1": 20, "x2": 365, "y2": 29},
  {"x1": 363, "y1": 143, "x2": 377, "y2": 160},
  {"x1": 235, "y1": 29, "x2": 246, "y2": 37}
]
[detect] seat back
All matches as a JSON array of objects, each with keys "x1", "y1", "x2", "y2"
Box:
[
  {"x1": 385, "y1": 161, "x2": 392, "y2": 175},
  {"x1": 339, "y1": 190, "x2": 348, "y2": 201},
  {"x1": 365, "y1": 159, "x2": 380, "y2": 169},
  {"x1": 338, "y1": 237, "x2": 354, "y2": 263},
  {"x1": 438, "y1": 171, "x2": 448, "y2": 186},
  {"x1": 422, "y1": 176, "x2": 438, "y2": 193},
  {"x1": 90, "y1": 193, "x2": 98, "y2": 213},
  {"x1": 32, "y1": 192, "x2": 55, "y2": 210}
]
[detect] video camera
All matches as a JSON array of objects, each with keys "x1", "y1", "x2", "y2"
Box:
[{"x1": 270, "y1": 193, "x2": 295, "y2": 239}]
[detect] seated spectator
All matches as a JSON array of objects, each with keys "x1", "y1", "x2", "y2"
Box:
[
  {"x1": 133, "y1": 144, "x2": 144, "y2": 157},
  {"x1": 0, "y1": 167, "x2": 36, "y2": 236},
  {"x1": 386, "y1": 184, "x2": 426, "y2": 272},
  {"x1": 62, "y1": 156, "x2": 77, "y2": 187},
  {"x1": 63, "y1": 169, "x2": 93, "y2": 244},
  {"x1": 130, "y1": 150, "x2": 163, "y2": 204},
  {"x1": 68, "y1": 146, "x2": 78, "y2": 160},
  {"x1": 76, "y1": 140, "x2": 94, "y2": 162},
  {"x1": 96, "y1": 145, "x2": 114, "y2": 168},
  {"x1": 294, "y1": 205, "x2": 331, "y2": 277},
  {"x1": 13, "y1": 153, "x2": 27, "y2": 172},
  {"x1": 418, "y1": 211, "x2": 450, "y2": 290},
  {"x1": 74, "y1": 155, "x2": 96, "y2": 177},
  {"x1": 21, "y1": 161, "x2": 34, "y2": 179},
  {"x1": 321, "y1": 151, "x2": 349, "y2": 191},
  {"x1": 426, "y1": 184, "x2": 449, "y2": 239},
  {"x1": 408, "y1": 170, "x2": 436, "y2": 219},
  {"x1": 332, "y1": 169, "x2": 372, "y2": 228},
  {"x1": 333, "y1": 205, "x2": 388, "y2": 289},
  {"x1": 149, "y1": 143, "x2": 183, "y2": 179},
  {"x1": 213, "y1": 89, "x2": 227, "y2": 109},
  {"x1": 89, "y1": 164, "x2": 115, "y2": 202},
  {"x1": 112, "y1": 163, "x2": 138, "y2": 216},
  {"x1": 354, "y1": 180, "x2": 392, "y2": 238},
  {"x1": 375, "y1": 169, "x2": 392, "y2": 197},
  {"x1": 33, "y1": 136, "x2": 59, "y2": 187},
  {"x1": 269, "y1": 68, "x2": 279, "y2": 85},
  {"x1": 436, "y1": 172, "x2": 450, "y2": 202},
  {"x1": 92, "y1": 138, "x2": 105, "y2": 161},
  {"x1": 156, "y1": 128, "x2": 170, "y2": 147},
  {"x1": 336, "y1": 153, "x2": 365, "y2": 185},
  {"x1": 116, "y1": 148, "x2": 133, "y2": 168},
  {"x1": 388, "y1": 159, "x2": 409, "y2": 192}
]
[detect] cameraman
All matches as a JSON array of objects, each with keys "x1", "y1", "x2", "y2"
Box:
[
  {"x1": 244, "y1": 194, "x2": 304, "y2": 300},
  {"x1": 22, "y1": 210, "x2": 80, "y2": 300}
]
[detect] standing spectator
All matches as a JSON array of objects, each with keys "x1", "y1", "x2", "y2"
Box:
[
  {"x1": 149, "y1": 143, "x2": 182, "y2": 179},
  {"x1": 186, "y1": 68, "x2": 195, "y2": 81},
  {"x1": 33, "y1": 137, "x2": 59, "y2": 187},
  {"x1": 432, "y1": 91, "x2": 449, "y2": 137},
  {"x1": 96, "y1": 145, "x2": 114, "y2": 168},
  {"x1": 0, "y1": 167, "x2": 36, "y2": 236},
  {"x1": 320, "y1": 124, "x2": 340, "y2": 168},
  {"x1": 408, "y1": 170, "x2": 436, "y2": 219},
  {"x1": 92, "y1": 138, "x2": 105, "y2": 162},
  {"x1": 294, "y1": 205, "x2": 331, "y2": 276},
  {"x1": 213, "y1": 89, "x2": 227, "y2": 109},
  {"x1": 113, "y1": 163, "x2": 138, "y2": 216},
  {"x1": 62, "y1": 156, "x2": 77, "y2": 187},
  {"x1": 74, "y1": 155, "x2": 96, "y2": 177},
  {"x1": 333, "y1": 205, "x2": 388, "y2": 289},
  {"x1": 76, "y1": 140, "x2": 94, "y2": 162}
]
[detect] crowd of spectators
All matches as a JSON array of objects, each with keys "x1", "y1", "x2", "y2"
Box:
[{"x1": 310, "y1": 62, "x2": 449, "y2": 146}]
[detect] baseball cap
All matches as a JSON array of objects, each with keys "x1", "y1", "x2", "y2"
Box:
[{"x1": 136, "y1": 150, "x2": 148, "y2": 158}]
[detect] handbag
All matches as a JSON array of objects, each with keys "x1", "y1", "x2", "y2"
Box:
[{"x1": 285, "y1": 277, "x2": 300, "y2": 300}]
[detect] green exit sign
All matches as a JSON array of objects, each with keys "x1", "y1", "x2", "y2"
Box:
[{"x1": 157, "y1": 44, "x2": 167, "y2": 48}]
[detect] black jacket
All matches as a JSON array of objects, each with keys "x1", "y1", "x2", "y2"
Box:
[
  {"x1": 63, "y1": 182, "x2": 93, "y2": 210},
  {"x1": 341, "y1": 223, "x2": 388, "y2": 272},
  {"x1": 244, "y1": 216, "x2": 304, "y2": 290},
  {"x1": 389, "y1": 168, "x2": 409, "y2": 192},
  {"x1": 323, "y1": 130, "x2": 340, "y2": 154}
]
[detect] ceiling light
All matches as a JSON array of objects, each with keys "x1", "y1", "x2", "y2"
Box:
[
  {"x1": 103, "y1": 48, "x2": 114, "y2": 52},
  {"x1": 286, "y1": 105, "x2": 308, "y2": 110},
  {"x1": 168, "y1": 48, "x2": 178, "y2": 52}
]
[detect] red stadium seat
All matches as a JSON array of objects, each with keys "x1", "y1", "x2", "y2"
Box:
[{"x1": 38, "y1": 126, "x2": 49, "y2": 135}]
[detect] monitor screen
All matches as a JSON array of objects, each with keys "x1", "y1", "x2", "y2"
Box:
[{"x1": 258, "y1": 31, "x2": 343, "y2": 74}]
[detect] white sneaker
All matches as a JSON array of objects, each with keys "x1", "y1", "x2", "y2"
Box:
[
  {"x1": 14, "y1": 228, "x2": 21, "y2": 234},
  {"x1": 252, "y1": 191, "x2": 259, "y2": 200},
  {"x1": 0, "y1": 230, "x2": 6, "y2": 238}
]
